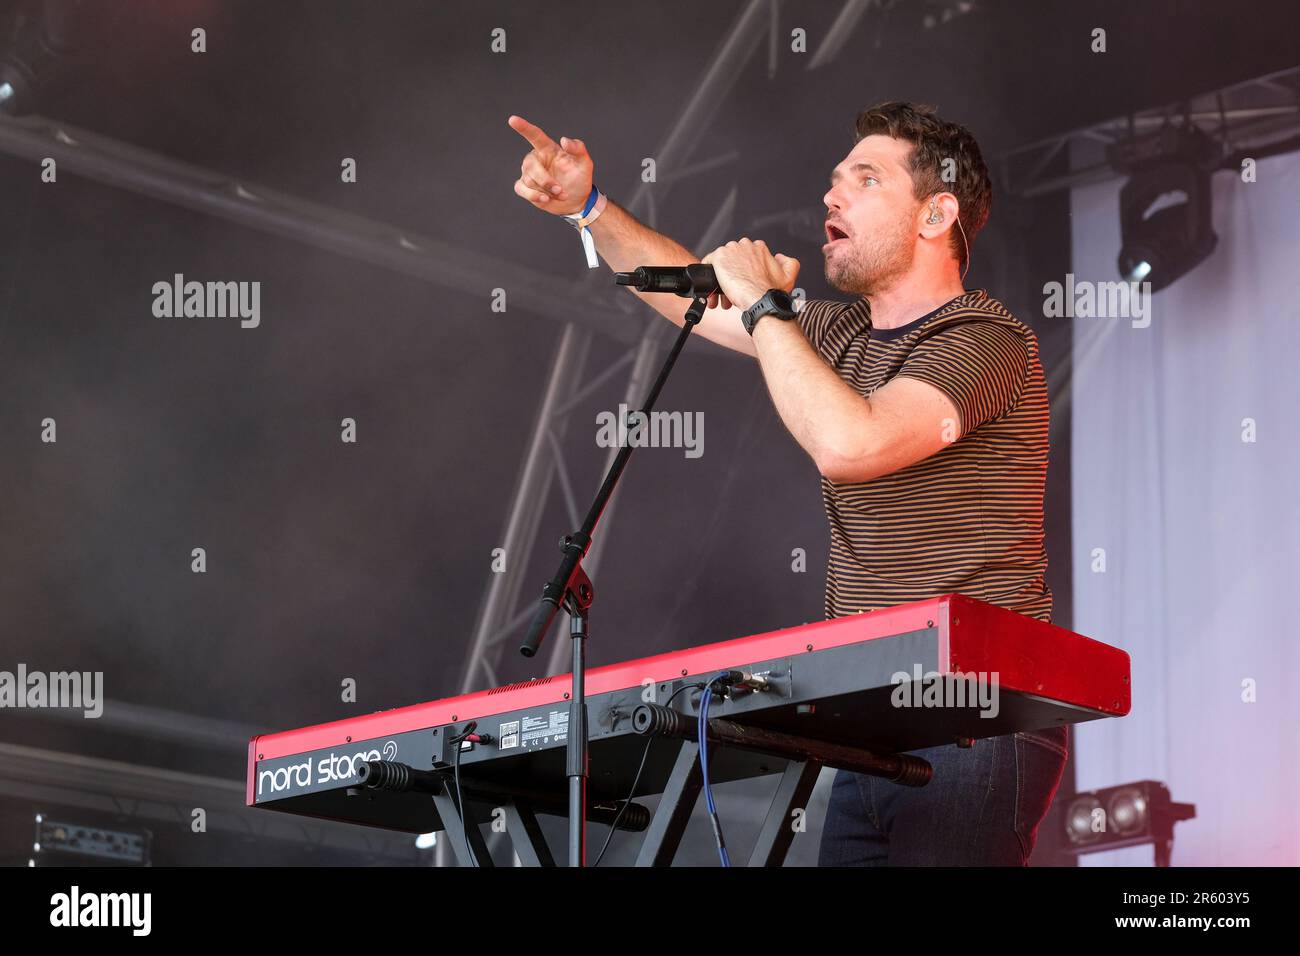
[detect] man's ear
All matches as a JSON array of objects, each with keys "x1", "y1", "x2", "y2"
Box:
[{"x1": 919, "y1": 192, "x2": 960, "y2": 240}]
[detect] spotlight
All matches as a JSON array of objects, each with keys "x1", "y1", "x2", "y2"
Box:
[
  {"x1": 0, "y1": 0, "x2": 114, "y2": 116},
  {"x1": 1116, "y1": 164, "x2": 1217, "y2": 291},
  {"x1": 1110, "y1": 124, "x2": 1220, "y2": 292},
  {"x1": 1063, "y1": 780, "x2": 1195, "y2": 866}
]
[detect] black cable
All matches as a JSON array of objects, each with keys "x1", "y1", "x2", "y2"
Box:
[
  {"x1": 592, "y1": 681, "x2": 703, "y2": 867},
  {"x1": 450, "y1": 723, "x2": 477, "y2": 867},
  {"x1": 591, "y1": 727, "x2": 655, "y2": 868}
]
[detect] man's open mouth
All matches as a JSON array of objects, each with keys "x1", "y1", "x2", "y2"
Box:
[{"x1": 825, "y1": 222, "x2": 850, "y2": 244}]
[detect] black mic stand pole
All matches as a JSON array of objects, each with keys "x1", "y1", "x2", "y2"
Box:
[{"x1": 519, "y1": 290, "x2": 710, "y2": 868}]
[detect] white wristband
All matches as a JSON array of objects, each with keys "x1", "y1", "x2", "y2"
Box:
[{"x1": 562, "y1": 187, "x2": 607, "y2": 268}]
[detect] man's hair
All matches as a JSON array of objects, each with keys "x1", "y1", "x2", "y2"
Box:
[{"x1": 853, "y1": 101, "x2": 992, "y2": 270}]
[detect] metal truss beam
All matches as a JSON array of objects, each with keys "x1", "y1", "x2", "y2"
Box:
[
  {"x1": 998, "y1": 65, "x2": 1300, "y2": 198},
  {"x1": 0, "y1": 114, "x2": 642, "y2": 345},
  {"x1": 23, "y1": 698, "x2": 257, "y2": 754}
]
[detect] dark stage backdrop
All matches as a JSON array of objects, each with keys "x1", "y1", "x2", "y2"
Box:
[{"x1": 0, "y1": 0, "x2": 1296, "y2": 865}]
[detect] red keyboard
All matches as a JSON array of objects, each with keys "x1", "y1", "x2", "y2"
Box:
[{"x1": 247, "y1": 594, "x2": 1129, "y2": 840}]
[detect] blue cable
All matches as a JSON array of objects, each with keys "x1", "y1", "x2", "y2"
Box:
[{"x1": 698, "y1": 673, "x2": 731, "y2": 867}]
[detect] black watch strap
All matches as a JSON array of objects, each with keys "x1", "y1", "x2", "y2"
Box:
[{"x1": 742, "y1": 289, "x2": 798, "y2": 335}]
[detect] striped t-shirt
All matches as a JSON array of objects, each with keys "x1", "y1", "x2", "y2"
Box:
[{"x1": 796, "y1": 289, "x2": 1052, "y2": 623}]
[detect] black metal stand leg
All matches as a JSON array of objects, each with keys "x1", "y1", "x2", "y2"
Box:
[
  {"x1": 567, "y1": 607, "x2": 589, "y2": 867},
  {"x1": 504, "y1": 798, "x2": 556, "y2": 867},
  {"x1": 432, "y1": 791, "x2": 495, "y2": 867},
  {"x1": 634, "y1": 740, "x2": 703, "y2": 867},
  {"x1": 747, "y1": 759, "x2": 824, "y2": 867}
]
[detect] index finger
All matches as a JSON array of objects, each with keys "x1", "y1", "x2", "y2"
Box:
[{"x1": 508, "y1": 114, "x2": 558, "y2": 152}]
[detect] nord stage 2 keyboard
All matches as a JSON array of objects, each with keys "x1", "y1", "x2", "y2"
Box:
[{"x1": 247, "y1": 594, "x2": 1130, "y2": 865}]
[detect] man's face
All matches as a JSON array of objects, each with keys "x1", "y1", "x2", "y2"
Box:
[{"x1": 822, "y1": 134, "x2": 925, "y2": 295}]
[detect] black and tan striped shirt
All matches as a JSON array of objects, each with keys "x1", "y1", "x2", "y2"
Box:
[{"x1": 797, "y1": 288, "x2": 1052, "y2": 623}]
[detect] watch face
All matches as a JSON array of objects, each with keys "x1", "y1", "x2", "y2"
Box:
[{"x1": 745, "y1": 290, "x2": 796, "y2": 334}]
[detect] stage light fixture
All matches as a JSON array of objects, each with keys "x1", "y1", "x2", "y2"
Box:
[
  {"x1": 1063, "y1": 780, "x2": 1195, "y2": 867},
  {"x1": 1110, "y1": 124, "x2": 1220, "y2": 293},
  {"x1": 1116, "y1": 163, "x2": 1217, "y2": 291},
  {"x1": 0, "y1": 0, "x2": 114, "y2": 116}
]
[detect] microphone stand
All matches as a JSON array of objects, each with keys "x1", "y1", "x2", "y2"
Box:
[{"x1": 519, "y1": 288, "x2": 710, "y2": 868}]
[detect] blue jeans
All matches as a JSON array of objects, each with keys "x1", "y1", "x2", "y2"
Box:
[{"x1": 817, "y1": 726, "x2": 1069, "y2": 866}]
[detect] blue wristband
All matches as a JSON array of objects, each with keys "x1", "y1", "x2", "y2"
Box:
[{"x1": 562, "y1": 185, "x2": 606, "y2": 268}]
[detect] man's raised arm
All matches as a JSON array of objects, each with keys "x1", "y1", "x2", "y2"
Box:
[{"x1": 508, "y1": 114, "x2": 756, "y2": 357}]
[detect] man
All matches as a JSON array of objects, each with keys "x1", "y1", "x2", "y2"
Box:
[{"x1": 509, "y1": 101, "x2": 1067, "y2": 866}]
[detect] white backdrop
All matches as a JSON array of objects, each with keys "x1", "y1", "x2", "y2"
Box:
[{"x1": 1068, "y1": 150, "x2": 1300, "y2": 865}]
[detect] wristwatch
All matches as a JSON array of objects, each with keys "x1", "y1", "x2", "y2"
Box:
[{"x1": 741, "y1": 288, "x2": 798, "y2": 335}]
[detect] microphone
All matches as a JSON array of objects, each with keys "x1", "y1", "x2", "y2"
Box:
[{"x1": 614, "y1": 264, "x2": 718, "y2": 297}]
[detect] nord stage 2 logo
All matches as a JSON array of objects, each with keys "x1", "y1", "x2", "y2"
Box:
[{"x1": 255, "y1": 731, "x2": 434, "y2": 802}]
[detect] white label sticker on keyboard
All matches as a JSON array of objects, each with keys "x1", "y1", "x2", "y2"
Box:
[
  {"x1": 498, "y1": 720, "x2": 520, "y2": 751},
  {"x1": 522, "y1": 710, "x2": 569, "y2": 745}
]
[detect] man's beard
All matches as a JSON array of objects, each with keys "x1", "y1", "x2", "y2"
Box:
[{"x1": 824, "y1": 213, "x2": 914, "y2": 296}]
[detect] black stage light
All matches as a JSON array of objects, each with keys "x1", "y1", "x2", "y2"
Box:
[
  {"x1": 1110, "y1": 124, "x2": 1220, "y2": 292},
  {"x1": 1063, "y1": 780, "x2": 1195, "y2": 867},
  {"x1": 0, "y1": 0, "x2": 112, "y2": 116},
  {"x1": 1116, "y1": 163, "x2": 1217, "y2": 291}
]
